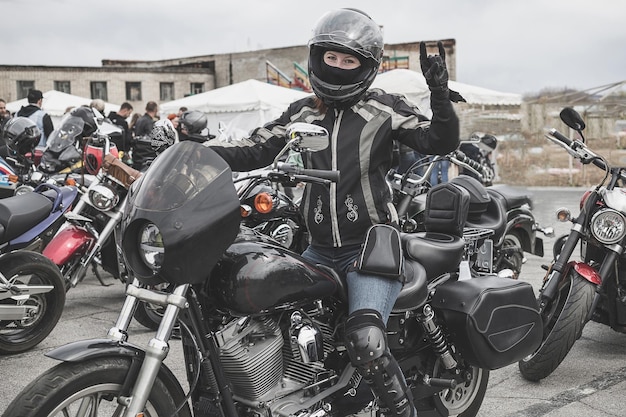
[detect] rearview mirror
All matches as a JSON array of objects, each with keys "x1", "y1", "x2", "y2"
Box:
[
  {"x1": 560, "y1": 107, "x2": 586, "y2": 132},
  {"x1": 286, "y1": 122, "x2": 329, "y2": 152}
]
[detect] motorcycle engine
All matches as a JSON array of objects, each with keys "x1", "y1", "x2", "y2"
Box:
[{"x1": 214, "y1": 309, "x2": 347, "y2": 414}]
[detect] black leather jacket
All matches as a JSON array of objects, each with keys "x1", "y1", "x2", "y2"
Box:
[{"x1": 211, "y1": 88, "x2": 459, "y2": 248}]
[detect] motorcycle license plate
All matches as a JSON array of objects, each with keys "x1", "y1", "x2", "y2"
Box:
[{"x1": 476, "y1": 239, "x2": 494, "y2": 272}]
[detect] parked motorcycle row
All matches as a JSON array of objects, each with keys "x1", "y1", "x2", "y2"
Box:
[{"x1": 0, "y1": 107, "x2": 619, "y2": 417}]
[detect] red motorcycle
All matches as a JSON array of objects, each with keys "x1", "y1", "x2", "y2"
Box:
[
  {"x1": 519, "y1": 107, "x2": 626, "y2": 381},
  {"x1": 42, "y1": 133, "x2": 137, "y2": 291}
]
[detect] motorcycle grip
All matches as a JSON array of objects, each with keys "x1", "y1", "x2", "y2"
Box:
[
  {"x1": 277, "y1": 163, "x2": 340, "y2": 182},
  {"x1": 548, "y1": 129, "x2": 573, "y2": 146}
]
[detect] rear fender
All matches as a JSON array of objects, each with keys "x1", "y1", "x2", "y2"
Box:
[
  {"x1": 42, "y1": 225, "x2": 95, "y2": 265},
  {"x1": 505, "y1": 211, "x2": 536, "y2": 253}
]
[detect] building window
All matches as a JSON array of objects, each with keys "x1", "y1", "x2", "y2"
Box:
[
  {"x1": 160, "y1": 82, "x2": 175, "y2": 101},
  {"x1": 17, "y1": 80, "x2": 35, "y2": 99},
  {"x1": 126, "y1": 82, "x2": 142, "y2": 101},
  {"x1": 190, "y1": 83, "x2": 204, "y2": 95},
  {"x1": 90, "y1": 82, "x2": 108, "y2": 101},
  {"x1": 54, "y1": 81, "x2": 71, "y2": 94}
]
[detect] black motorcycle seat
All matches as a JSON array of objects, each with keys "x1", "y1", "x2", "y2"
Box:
[
  {"x1": 393, "y1": 259, "x2": 428, "y2": 312},
  {"x1": 487, "y1": 185, "x2": 532, "y2": 211},
  {"x1": 401, "y1": 232, "x2": 465, "y2": 279},
  {"x1": 463, "y1": 197, "x2": 507, "y2": 244},
  {"x1": 0, "y1": 192, "x2": 53, "y2": 242}
]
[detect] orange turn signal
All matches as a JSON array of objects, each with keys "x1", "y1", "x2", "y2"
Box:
[
  {"x1": 254, "y1": 192, "x2": 274, "y2": 214},
  {"x1": 240, "y1": 205, "x2": 252, "y2": 218}
]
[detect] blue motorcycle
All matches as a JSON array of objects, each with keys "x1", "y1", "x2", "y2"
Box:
[{"x1": 0, "y1": 182, "x2": 77, "y2": 354}]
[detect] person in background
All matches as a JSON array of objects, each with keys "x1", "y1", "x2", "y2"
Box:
[
  {"x1": 133, "y1": 101, "x2": 158, "y2": 138},
  {"x1": 131, "y1": 118, "x2": 177, "y2": 172},
  {"x1": 89, "y1": 99, "x2": 106, "y2": 117},
  {"x1": 167, "y1": 113, "x2": 179, "y2": 129},
  {"x1": 15, "y1": 89, "x2": 53, "y2": 149},
  {"x1": 128, "y1": 112, "x2": 140, "y2": 138},
  {"x1": 178, "y1": 110, "x2": 215, "y2": 143},
  {"x1": 108, "y1": 102, "x2": 134, "y2": 161},
  {"x1": 131, "y1": 101, "x2": 160, "y2": 170},
  {"x1": 428, "y1": 156, "x2": 449, "y2": 184},
  {"x1": 0, "y1": 99, "x2": 11, "y2": 129},
  {"x1": 208, "y1": 9, "x2": 461, "y2": 417}
]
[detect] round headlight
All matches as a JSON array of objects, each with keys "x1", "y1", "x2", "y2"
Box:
[
  {"x1": 88, "y1": 183, "x2": 119, "y2": 211},
  {"x1": 590, "y1": 208, "x2": 626, "y2": 244},
  {"x1": 139, "y1": 223, "x2": 164, "y2": 272}
]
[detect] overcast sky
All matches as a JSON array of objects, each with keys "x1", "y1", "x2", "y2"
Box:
[{"x1": 3, "y1": 0, "x2": 625, "y2": 95}]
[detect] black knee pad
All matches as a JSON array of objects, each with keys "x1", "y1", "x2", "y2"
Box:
[{"x1": 344, "y1": 309, "x2": 387, "y2": 366}]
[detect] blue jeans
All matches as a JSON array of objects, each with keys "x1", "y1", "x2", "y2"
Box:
[{"x1": 301, "y1": 244, "x2": 402, "y2": 323}]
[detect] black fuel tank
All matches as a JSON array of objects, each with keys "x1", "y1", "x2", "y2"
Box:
[{"x1": 210, "y1": 228, "x2": 339, "y2": 315}]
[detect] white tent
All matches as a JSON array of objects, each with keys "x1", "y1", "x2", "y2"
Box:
[
  {"x1": 6, "y1": 90, "x2": 120, "y2": 127},
  {"x1": 372, "y1": 69, "x2": 522, "y2": 115},
  {"x1": 160, "y1": 79, "x2": 310, "y2": 140}
]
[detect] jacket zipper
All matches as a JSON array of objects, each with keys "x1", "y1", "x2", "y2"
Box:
[{"x1": 331, "y1": 110, "x2": 343, "y2": 247}]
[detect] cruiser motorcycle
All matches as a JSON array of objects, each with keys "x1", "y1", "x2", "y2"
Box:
[
  {"x1": 42, "y1": 133, "x2": 135, "y2": 292},
  {"x1": 3, "y1": 124, "x2": 543, "y2": 417},
  {"x1": 389, "y1": 148, "x2": 552, "y2": 279},
  {"x1": 519, "y1": 107, "x2": 626, "y2": 381},
  {"x1": 0, "y1": 183, "x2": 74, "y2": 353}
]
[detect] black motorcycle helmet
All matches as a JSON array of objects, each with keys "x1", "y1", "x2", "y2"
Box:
[
  {"x1": 1, "y1": 116, "x2": 41, "y2": 156},
  {"x1": 308, "y1": 8, "x2": 384, "y2": 108},
  {"x1": 179, "y1": 110, "x2": 207, "y2": 135}
]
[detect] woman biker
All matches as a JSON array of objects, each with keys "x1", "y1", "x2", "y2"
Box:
[{"x1": 209, "y1": 8, "x2": 460, "y2": 417}]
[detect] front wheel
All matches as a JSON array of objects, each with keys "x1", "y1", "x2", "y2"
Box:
[
  {"x1": 518, "y1": 270, "x2": 596, "y2": 381},
  {"x1": 0, "y1": 251, "x2": 66, "y2": 354},
  {"x1": 2, "y1": 357, "x2": 191, "y2": 417}
]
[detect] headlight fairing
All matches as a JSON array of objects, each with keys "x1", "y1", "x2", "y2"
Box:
[{"x1": 590, "y1": 208, "x2": 626, "y2": 245}]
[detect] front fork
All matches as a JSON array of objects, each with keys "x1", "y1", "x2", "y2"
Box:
[
  {"x1": 69, "y1": 201, "x2": 126, "y2": 287},
  {"x1": 108, "y1": 280, "x2": 189, "y2": 416}
]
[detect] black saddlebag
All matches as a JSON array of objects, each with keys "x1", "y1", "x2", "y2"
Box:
[{"x1": 431, "y1": 276, "x2": 542, "y2": 370}]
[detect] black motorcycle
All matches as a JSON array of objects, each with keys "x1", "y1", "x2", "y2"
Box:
[
  {"x1": 389, "y1": 149, "x2": 552, "y2": 279},
  {"x1": 3, "y1": 123, "x2": 543, "y2": 417},
  {"x1": 518, "y1": 107, "x2": 626, "y2": 381}
]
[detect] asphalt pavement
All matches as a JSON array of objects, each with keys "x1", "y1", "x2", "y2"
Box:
[{"x1": 2, "y1": 186, "x2": 626, "y2": 416}]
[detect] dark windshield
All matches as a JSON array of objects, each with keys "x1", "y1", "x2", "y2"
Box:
[
  {"x1": 46, "y1": 115, "x2": 84, "y2": 153},
  {"x1": 133, "y1": 141, "x2": 232, "y2": 211}
]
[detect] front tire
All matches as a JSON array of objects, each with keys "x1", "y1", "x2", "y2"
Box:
[
  {"x1": 518, "y1": 270, "x2": 595, "y2": 381},
  {"x1": 2, "y1": 357, "x2": 191, "y2": 417},
  {"x1": 0, "y1": 251, "x2": 66, "y2": 354}
]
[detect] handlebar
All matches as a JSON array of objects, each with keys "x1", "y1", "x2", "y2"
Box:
[
  {"x1": 276, "y1": 163, "x2": 340, "y2": 183},
  {"x1": 545, "y1": 128, "x2": 608, "y2": 172},
  {"x1": 451, "y1": 151, "x2": 485, "y2": 177}
]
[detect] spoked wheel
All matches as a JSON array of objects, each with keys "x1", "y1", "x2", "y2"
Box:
[
  {"x1": 2, "y1": 357, "x2": 191, "y2": 416},
  {"x1": 0, "y1": 251, "x2": 66, "y2": 354},
  {"x1": 518, "y1": 270, "x2": 595, "y2": 381},
  {"x1": 497, "y1": 234, "x2": 524, "y2": 279},
  {"x1": 430, "y1": 358, "x2": 489, "y2": 417}
]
